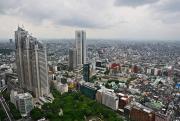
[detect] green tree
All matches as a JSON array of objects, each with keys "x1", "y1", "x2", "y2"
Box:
[
  {"x1": 8, "y1": 102, "x2": 22, "y2": 120},
  {"x1": 105, "y1": 83, "x2": 112, "y2": 89},
  {"x1": 36, "y1": 87, "x2": 124, "y2": 121},
  {"x1": 0, "y1": 106, "x2": 6, "y2": 121},
  {"x1": 61, "y1": 78, "x2": 67, "y2": 84},
  {"x1": 2, "y1": 91, "x2": 10, "y2": 101},
  {"x1": 30, "y1": 108, "x2": 44, "y2": 120}
]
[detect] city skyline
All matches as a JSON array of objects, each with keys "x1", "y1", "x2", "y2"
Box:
[
  {"x1": 0, "y1": 26, "x2": 180, "y2": 120},
  {"x1": 0, "y1": 1, "x2": 180, "y2": 120},
  {"x1": 0, "y1": 0, "x2": 180, "y2": 40}
]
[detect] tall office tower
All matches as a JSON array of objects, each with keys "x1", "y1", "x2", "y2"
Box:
[
  {"x1": 15, "y1": 27, "x2": 49, "y2": 97},
  {"x1": 75, "y1": 30, "x2": 86, "y2": 67},
  {"x1": 69, "y1": 48, "x2": 77, "y2": 70}
]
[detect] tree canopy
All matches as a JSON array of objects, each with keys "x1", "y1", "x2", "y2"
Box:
[
  {"x1": 30, "y1": 108, "x2": 45, "y2": 120},
  {"x1": 31, "y1": 86, "x2": 124, "y2": 121}
]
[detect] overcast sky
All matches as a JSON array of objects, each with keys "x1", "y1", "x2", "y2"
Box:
[{"x1": 0, "y1": 0, "x2": 180, "y2": 40}]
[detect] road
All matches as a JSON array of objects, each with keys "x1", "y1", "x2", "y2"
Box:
[{"x1": 0, "y1": 86, "x2": 15, "y2": 121}]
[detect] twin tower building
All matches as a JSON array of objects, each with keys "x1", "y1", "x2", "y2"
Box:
[
  {"x1": 15, "y1": 27, "x2": 86, "y2": 98},
  {"x1": 69, "y1": 30, "x2": 86, "y2": 70}
]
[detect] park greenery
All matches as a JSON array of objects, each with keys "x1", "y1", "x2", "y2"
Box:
[
  {"x1": 30, "y1": 85, "x2": 124, "y2": 121},
  {"x1": 8, "y1": 102, "x2": 22, "y2": 119},
  {"x1": 105, "y1": 80, "x2": 120, "y2": 89},
  {"x1": 30, "y1": 107, "x2": 45, "y2": 120},
  {"x1": 105, "y1": 77, "x2": 137, "y2": 90},
  {"x1": 0, "y1": 105, "x2": 6, "y2": 121}
]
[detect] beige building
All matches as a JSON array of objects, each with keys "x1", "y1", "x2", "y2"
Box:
[{"x1": 15, "y1": 27, "x2": 49, "y2": 97}]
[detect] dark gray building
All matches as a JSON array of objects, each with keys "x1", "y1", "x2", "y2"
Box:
[{"x1": 69, "y1": 48, "x2": 77, "y2": 70}]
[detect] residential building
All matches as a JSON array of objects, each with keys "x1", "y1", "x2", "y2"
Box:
[
  {"x1": 130, "y1": 103, "x2": 155, "y2": 121},
  {"x1": 96, "y1": 88, "x2": 119, "y2": 110},
  {"x1": 117, "y1": 93, "x2": 132, "y2": 109},
  {"x1": 155, "y1": 111, "x2": 171, "y2": 121},
  {"x1": 101, "y1": 90, "x2": 119, "y2": 110}
]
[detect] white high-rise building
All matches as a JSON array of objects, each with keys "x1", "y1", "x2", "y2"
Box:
[
  {"x1": 75, "y1": 30, "x2": 86, "y2": 67},
  {"x1": 15, "y1": 27, "x2": 49, "y2": 97},
  {"x1": 96, "y1": 88, "x2": 119, "y2": 110}
]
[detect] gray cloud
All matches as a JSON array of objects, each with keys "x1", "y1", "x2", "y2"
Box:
[
  {"x1": 59, "y1": 17, "x2": 127, "y2": 29},
  {"x1": 156, "y1": 0, "x2": 180, "y2": 13},
  {"x1": 60, "y1": 17, "x2": 101, "y2": 28},
  {"x1": 0, "y1": 0, "x2": 119, "y2": 28},
  {"x1": 152, "y1": 0, "x2": 180, "y2": 23},
  {"x1": 0, "y1": 0, "x2": 23, "y2": 14},
  {"x1": 114, "y1": 0, "x2": 159, "y2": 7},
  {"x1": 0, "y1": 0, "x2": 180, "y2": 40}
]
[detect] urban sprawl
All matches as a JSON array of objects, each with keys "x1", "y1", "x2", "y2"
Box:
[{"x1": 0, "y1": 27, "x2": 180, "y2": 121}]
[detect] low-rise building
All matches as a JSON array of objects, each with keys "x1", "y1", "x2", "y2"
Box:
[
  {"x1": 96, "y1": 88, "x2": 119, "y2": 110},
  {"x1": 10, "y1": 90, "x2": 34, "y2": 117},
  {"x1": 53, "y1": 80, "x2": 68, "y2": 94},
  {"x1": 102, "y1": 90, "x2": 119, "y2": 110},
  {"x1": 56, "y1": 83, "x2": 68, "y2": 94},
  {"x1": 117, "y1": 93, "x2": 132, "y2": 109},
  {"x1": 130, "y1": 103, "x2": 155, "y2": 121},
  {"x1": 124, "y1": 104, "x2": 133, "y2": 119},
  {"x1": 80, "y1": 82, "x2": 98, "y2": 99},
  {"x1": 155, "y1": 110, "x2": 171, "y2": 121}
]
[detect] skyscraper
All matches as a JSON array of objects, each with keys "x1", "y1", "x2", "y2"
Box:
[
  {"x1": 69, "y1": 48, "x2": 77, "y2": 70},
  {"x1": 75, "y1": 30, "x2": 86, "y2": 66},
  {"x1": 15, "y1": 27, "x2": 49, "y2": 97}
]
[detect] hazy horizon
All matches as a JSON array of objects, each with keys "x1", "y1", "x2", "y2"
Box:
[{"x1": 0, "y1": 38, "x2": 179, "y2": 43}]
